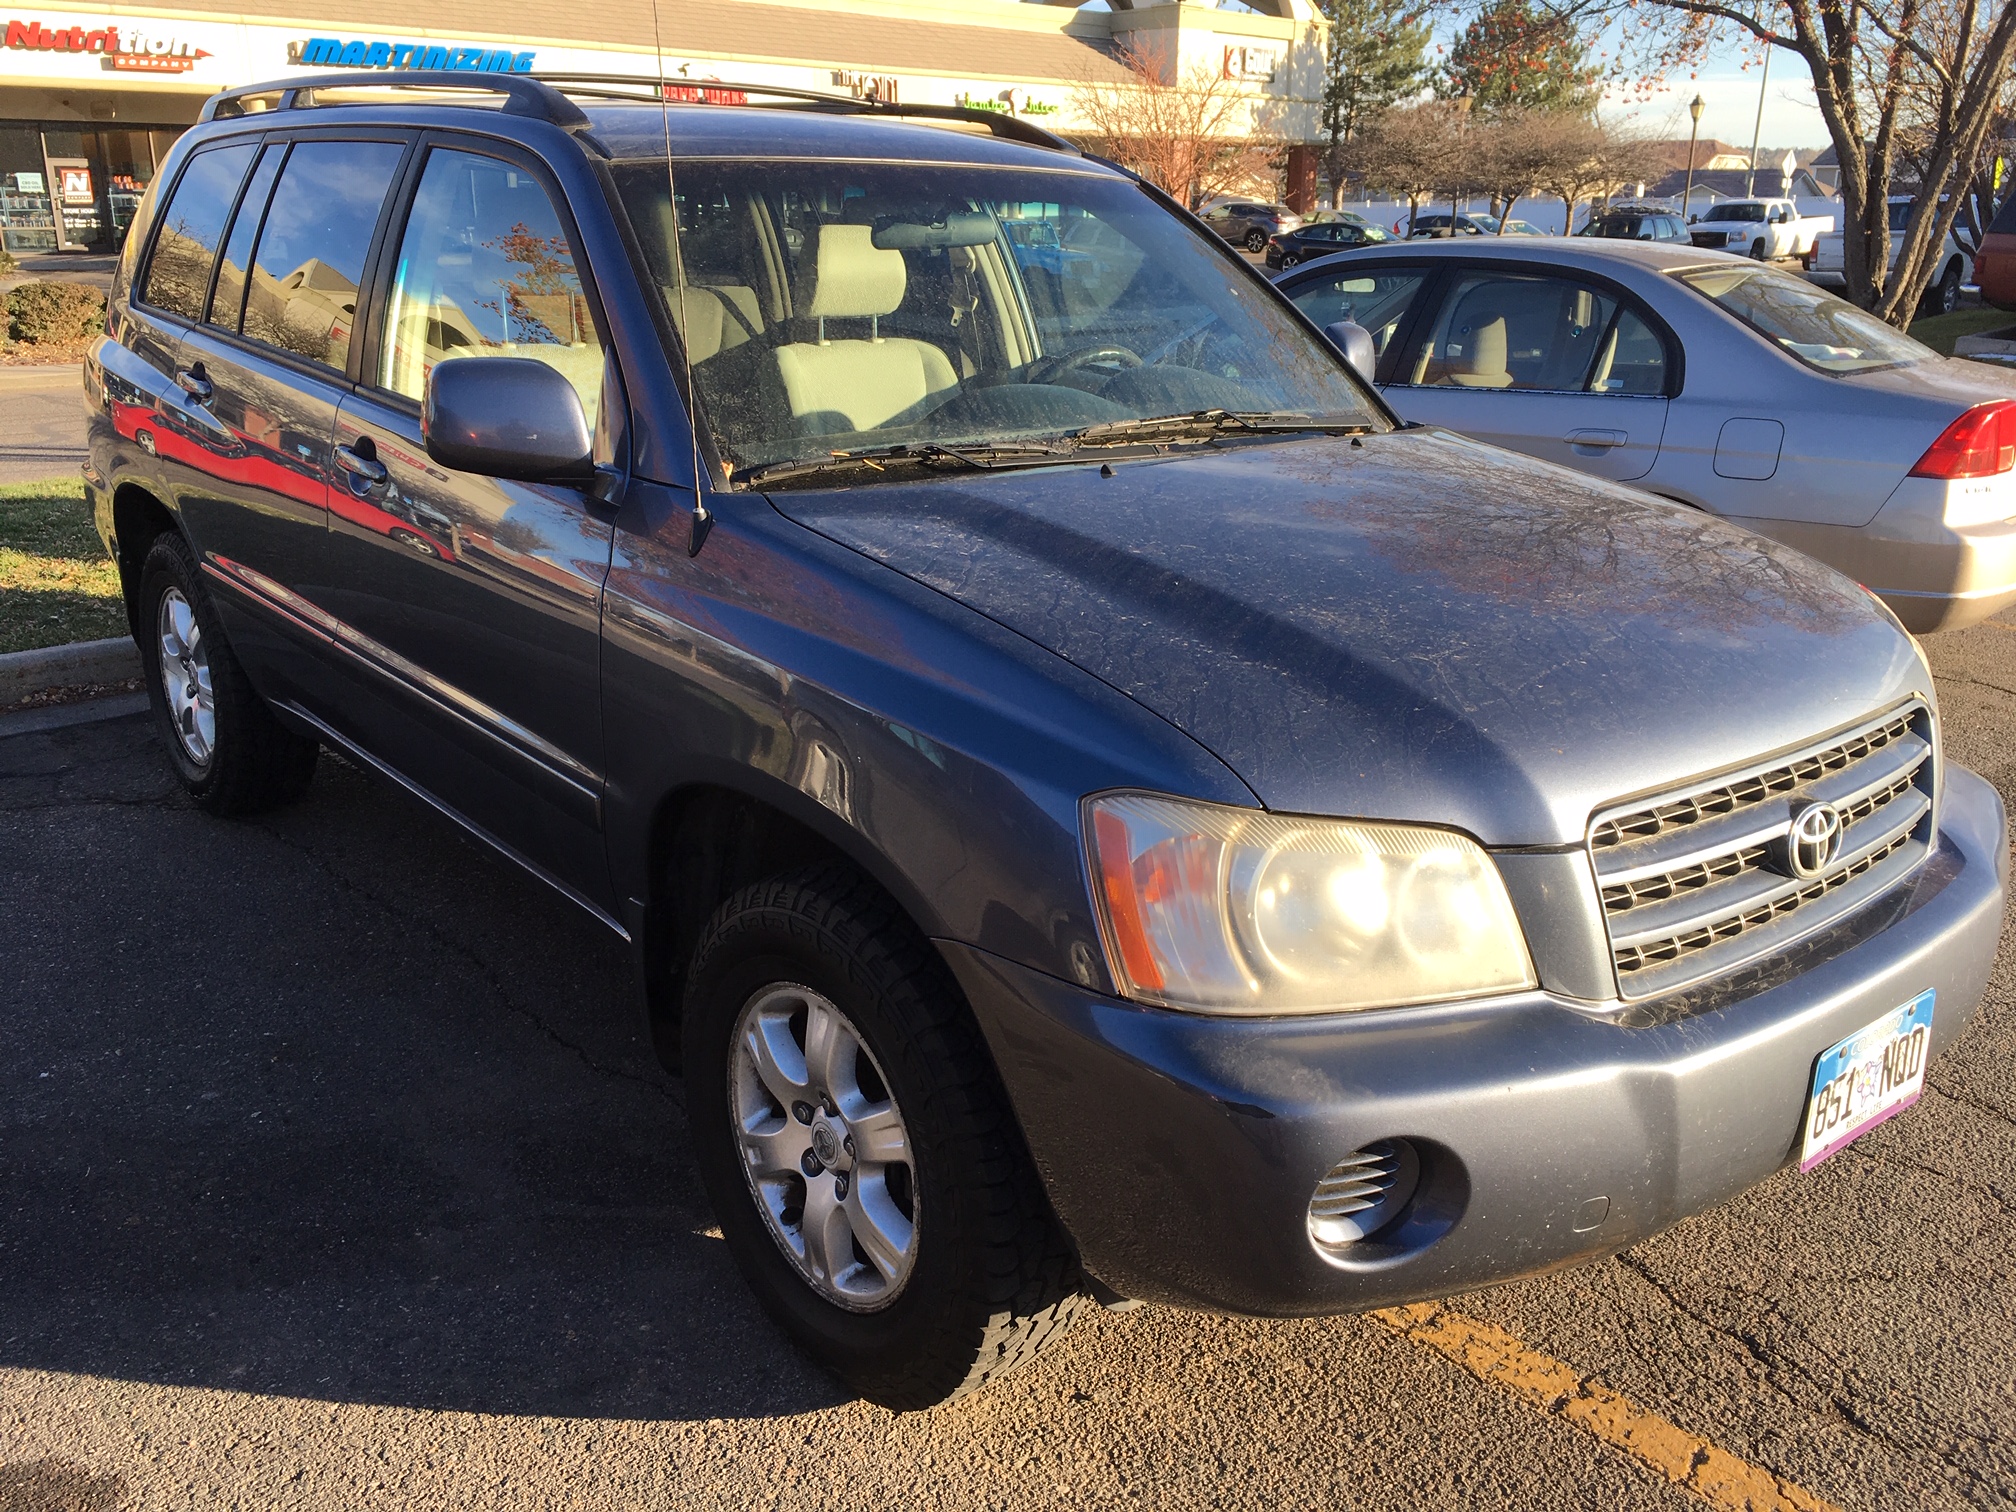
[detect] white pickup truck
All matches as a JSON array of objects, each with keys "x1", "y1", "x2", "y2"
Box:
[
  {"x1": 1808, "y1": 196, "x2": 1974, "y2": 315},
  {"x1": 1686, "y1": 198, "x2": 1834, "y2": 261}
]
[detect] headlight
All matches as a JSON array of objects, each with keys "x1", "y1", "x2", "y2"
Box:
[{"x1": 1084, "y1": 792, "x2": 1536, "y2": 1015}]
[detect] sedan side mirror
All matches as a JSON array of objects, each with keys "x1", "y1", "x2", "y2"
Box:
[
  {"x1": 1322, "y1": 319, "x2": 1378, "y2": 381},
  {"x1": 423, "y1": 356, "x2": 594, "y2": 483}
]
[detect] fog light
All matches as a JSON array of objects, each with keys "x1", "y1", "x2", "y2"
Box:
[{"x1": 1307, "y1": 1139, "x2": 1419, "y2": 1251}]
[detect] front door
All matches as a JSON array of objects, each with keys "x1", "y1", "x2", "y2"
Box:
[
  {"x1": 43, "y1": 155, "x2": 98, "y2": 250},
  {"x1": 324, "y1": 140, "x2": 618, "y2": 914},
  {"x1": 1380, "y1": 267, "x2": 1672, "y2": 483}
]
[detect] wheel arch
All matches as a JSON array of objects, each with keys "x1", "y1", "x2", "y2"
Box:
[
  {"x1": 110, "y1": 481, "x2": 179, "y2": 639},
  {"x1": 636, "y1": 777, "x2": 955, "y2": 1067}
]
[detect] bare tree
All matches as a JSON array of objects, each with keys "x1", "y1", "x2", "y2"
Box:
[
  {"x1": 1352, "y1": 100, "x2": 1482, "y2": 227},
  {"x1": 1516, "y1": 115, "x2": 1665, "y2": 232},
  {"x1": 1070, "y1": 40, "x2": 1282, "y2": 210},
  {"x1": 1525, "y1": 0, "x2": 2016, "y2": 323}
]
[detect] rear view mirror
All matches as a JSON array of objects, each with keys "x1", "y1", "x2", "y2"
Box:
[
  {"x1": 423, "y1": 357, "x2": 594, "y2": 483},
  {"x1": 1323, "y1": 320, "x2": 1378, "y2": 381},
  {"x1": 870, "y1": 213, "x2": 998, "y2": 249}
]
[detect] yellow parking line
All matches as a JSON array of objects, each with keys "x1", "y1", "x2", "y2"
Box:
[{"x1": 1373, "y1": 1304, "x2": 1841, "y2": 1512}]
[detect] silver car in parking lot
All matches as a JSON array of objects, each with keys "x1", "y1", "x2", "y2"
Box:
[{"x1": 1274, "y1": 239, "x2": 2016, "y2": 631}]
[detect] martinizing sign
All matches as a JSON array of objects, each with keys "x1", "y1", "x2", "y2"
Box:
[{"x1": 289, "y1": 37, "x2": 536, "y2": 73}]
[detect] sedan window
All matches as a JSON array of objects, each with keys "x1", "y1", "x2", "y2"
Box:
[
  {"x1": 1402, "y1": 272, "x2": 1624, "y2": 392},
  {"x1": 1676, "y1": 265, "x2": 1930, "y2": 374},
  {"x1": 1284, "y1": 269, "x2": 1427, "y2": 358}
]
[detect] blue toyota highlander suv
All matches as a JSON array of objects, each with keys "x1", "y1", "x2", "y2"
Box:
[{"x1": 84, "y1": 73, "x2": 2007, "y2": 1408}]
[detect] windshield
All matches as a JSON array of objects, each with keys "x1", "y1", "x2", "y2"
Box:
[
  {"x1": 1702, "y1": 203, "x2": 1767, "y2": 222},
  {"x1": 1677, "y1": 265, "x2": 1932, "y2": 374},
  {"x1": 612, "y1": 160, "x2": 1378, "y2": 480}
]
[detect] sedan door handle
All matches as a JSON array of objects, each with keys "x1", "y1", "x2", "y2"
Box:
[
  {"x1": 334, "y1": 442, "x2": 389, "y2": 488},
  {"x1": 174, "y1": 366, "x2": 213, "y2": 403},
  {"x1": 1566, "y1": 428, "x2": 1627, "y2": 450}
]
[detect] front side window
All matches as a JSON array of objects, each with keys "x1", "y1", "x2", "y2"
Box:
[
  {"x1": 1284, "y1": 268, "x2": 1427, "y2": 359},
  {"x1": 241, "y1": 139, "x2": 404, "y2": 371},
  {"x1": 612, "y1": 159, "x2": 1378, "y2": 479},
  {"x1": 140, "y1": 143, "x2": 257, "y2": 321},
  {"x1": 1677, "y1": 265, "x2": 1929, "y2": 374},
  {"x1": 378, "y1": 148, "x2": 602, "y2": 429},
  {"x1": 1401, "y1": 272, "x2": 1630, "y2": 392}
]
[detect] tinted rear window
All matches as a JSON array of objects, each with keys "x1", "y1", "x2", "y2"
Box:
[
  {"x1": 240, "y1": 139, "x2": 404, "y2": 371},
  {"x1": 141, "y1": 143, "x2": 257, "y2": 321},
  {"x1": 1990, "y1": 195, "x2": 2016, "y2": 236}
]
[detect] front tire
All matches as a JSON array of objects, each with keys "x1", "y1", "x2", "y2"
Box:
[
  {"x1": 1922, "y1": 261, "x2": 1962, "y2": 316},
  {"x1": 1750, "y1": 238, "x2": 1768, "y2": 260},
  {"x1": 136, "y1": 531, "x2": 318, "y2": 815},
  {"x1": 682, "y1": 866, "x2": 1083, "y2": 1409}
]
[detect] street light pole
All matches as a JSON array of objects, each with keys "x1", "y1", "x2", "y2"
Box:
[
  {"x1": 1683, "y1": 94, "x2": 1705, "y2": 220},
  {"x1": 1745, "y1": 52, "x2": 1771, "y2": 198}
]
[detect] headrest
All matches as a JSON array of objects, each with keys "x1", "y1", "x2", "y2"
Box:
[{"x1": 806, "y1": 223, "x2": 907, "y2": 320}]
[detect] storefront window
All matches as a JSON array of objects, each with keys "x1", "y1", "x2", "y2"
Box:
[{"x1": 0, "y1": 127, "x2": 55, "y2": 255}]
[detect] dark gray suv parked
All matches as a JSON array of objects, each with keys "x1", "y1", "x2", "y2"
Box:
[{"x1": 85, "y1": 73, "x2": 2007, "y2": 1410}]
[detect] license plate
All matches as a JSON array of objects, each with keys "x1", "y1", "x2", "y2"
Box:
[{"x1": 1800, "y1": 990, "x2": 1934, "y2": 1172}]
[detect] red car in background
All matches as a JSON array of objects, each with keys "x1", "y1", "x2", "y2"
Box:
[{"x1": 1979, "y1": 193, "x2": 2016, "y2": 309}]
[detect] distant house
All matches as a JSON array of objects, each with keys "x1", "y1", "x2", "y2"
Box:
[
  {"x1": 1642, "y1": 139, "x2": 1755, "y2": 175},
  {"x1": 1647, "y1": 156, "x2": 1833, "y2": 215},
  {"x1": 1811, "y1": 145, "x2": 1840, "y2": 191}
]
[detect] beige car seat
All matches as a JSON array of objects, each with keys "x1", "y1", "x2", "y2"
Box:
[
  {"x1": 1442, "y1": 309, "x2": 1514, "y2": 388},
  {"x1": 672, "y1": 284, "x2": 764, "y2": 365},
  {"x1": 773, "y1": 224, "x2": 958, "y2": 432}
]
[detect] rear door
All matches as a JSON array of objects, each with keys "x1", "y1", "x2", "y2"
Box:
[
  {"x1": 322, "y1": 137, "x2": 620, "y2": 913},
  {"x1": 166, "y1": 132, "x2": 411, "y2": 685},
  {"x1": 1376, "y1": 265, "x2": 1672, "y2": 482}
]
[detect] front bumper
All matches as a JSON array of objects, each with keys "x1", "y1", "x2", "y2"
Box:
[{"x1": 943, "y1": 765, "x2": 2007, "y2": 1316}]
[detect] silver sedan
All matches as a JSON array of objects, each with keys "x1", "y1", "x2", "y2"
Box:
[{"x1": 1272, "y1": 238, "x2": 2016, "y2": 631}]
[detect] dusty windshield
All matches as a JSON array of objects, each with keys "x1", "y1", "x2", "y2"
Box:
[
  {"x1": 611, "y1": 160, "x2": 1380, "y2": 481},
  {"x1": 1676, "y1": 265, "x2": 1931, "y2": 374}
]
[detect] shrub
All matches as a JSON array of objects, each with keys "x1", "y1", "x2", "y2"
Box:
[
  {"x1": 0, "y1": 243, "x2": 18, "y2": 275},
  {"x1": 7, "y1": 281, "x2": 106, "y2": 345}
]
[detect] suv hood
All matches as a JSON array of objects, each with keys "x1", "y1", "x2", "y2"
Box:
[{"x1": 770, "y1": 430, "x2": 1924, "y2": 846}]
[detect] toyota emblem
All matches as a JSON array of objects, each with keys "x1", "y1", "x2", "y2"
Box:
[{"x1": 1784, "y1": 800, "x2": 1844, "y2": 879}]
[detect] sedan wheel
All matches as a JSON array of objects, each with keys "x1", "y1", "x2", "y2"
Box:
[{"x1": 1281, "y1": 252, "x2": 1300, "y2": 268}]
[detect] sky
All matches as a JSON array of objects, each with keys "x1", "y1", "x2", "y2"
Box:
[{"x1": 1599, "y1": 42, "x2": 1828, "y2": 153}]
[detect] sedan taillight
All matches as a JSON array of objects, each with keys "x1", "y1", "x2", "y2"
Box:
[{"x1": 1910, "y1": 401, "x2": 2016, "y2": 479}]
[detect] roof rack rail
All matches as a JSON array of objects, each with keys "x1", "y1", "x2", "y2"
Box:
[
  {"x1": 525, "y1": 72, "x2": 1081, "y2": 156},
  {"x1": 199, "y1": 71, "x2": 593, "y2": 132}
]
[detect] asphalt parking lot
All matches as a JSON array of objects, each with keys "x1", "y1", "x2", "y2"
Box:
[{"x1": 2, "y1": 614, "x2": 2013, "y2": 1511}]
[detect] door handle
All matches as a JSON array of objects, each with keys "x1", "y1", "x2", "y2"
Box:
[
  {"x1": 1566, "y1": 428, "x2": 1627, "y2": 450},
  {"x1": 334, "y1": 442, "x2": 389, "y2": 488},
  {"x1": 174, "y1": 365, "x2": 213, "y2": 403}
]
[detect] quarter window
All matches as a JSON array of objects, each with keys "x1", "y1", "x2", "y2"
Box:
[
  {"x1": 378, "y1": 148, "x2": 603, "y2": 428},
  {"x1": 1401, "y1": 272, "x2": 1664, "y2": 394},
  {"x1": 240, "y1": 139, "x2": 405, "y2": 372},
  {"x1": 140, "y1": 144, "x2": 256, "y2": 322}
]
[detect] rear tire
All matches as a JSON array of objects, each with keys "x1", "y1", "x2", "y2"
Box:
[
  {"x1": 1281, "y1": 252, "x2": 1300, "y2": 268},
  {"x1": 1244, "y1": 228, "x2": 1268, "y2": 252},
  {"x1": 681, "y1": 865, "x2": 1083, "y2": 1409},
  {"x1": 136, "y1": 531, "x2": 318, "y2": 816},
  {"x1": 1921, "y1": 261, "x2": 1962, "y2": 317}
]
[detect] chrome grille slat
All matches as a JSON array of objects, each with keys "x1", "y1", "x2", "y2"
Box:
[
  {"x1": 1589, "y1": 704, "x2": 1935, "y2": 998},
  {"x1": 1591, "y1": 712, "x2": 1917, "y2": 851}
]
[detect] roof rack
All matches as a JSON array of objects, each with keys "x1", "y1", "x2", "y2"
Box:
[
  {"x1": 529, "y1": 73, "x2": 1081, "y2": 155},
  {"x1": 200, "y1": 71, "x2": 593, "y2": 132},
  {"x1": 198, "y1": 69, "x2": 1078, "y2": 156}
]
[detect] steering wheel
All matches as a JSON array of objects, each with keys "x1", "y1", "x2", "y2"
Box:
[{"x1": 1025, "y1": 344, "x2": 1144, "y2": 386}]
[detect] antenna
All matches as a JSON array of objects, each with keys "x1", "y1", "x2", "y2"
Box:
[{"x1": 651, "y1": 0, "x2": 712, "y2": 555}]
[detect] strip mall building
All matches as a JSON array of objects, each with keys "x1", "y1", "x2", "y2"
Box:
[{"x1": 0, "y1": 0, "x2": 1326, "y2": 255}]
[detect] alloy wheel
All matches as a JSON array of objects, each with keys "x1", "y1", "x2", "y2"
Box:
[
  {"x1": 730, "y1": 982, "x2": 919, "y2": 1310},
  {"x1": 156, "y1": 587, "x2": 215, "y2": 766}
]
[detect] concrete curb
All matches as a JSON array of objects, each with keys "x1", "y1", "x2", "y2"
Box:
[{"x1": 0, "y1": 636, "x2": 139, "y2": 705}]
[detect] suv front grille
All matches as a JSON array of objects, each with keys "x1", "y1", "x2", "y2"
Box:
[{"x1": 1589, "y1": 704, "x2": 1935, "y2": 998}]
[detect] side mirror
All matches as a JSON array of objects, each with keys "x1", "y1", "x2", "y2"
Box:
[
  {"x1": 423, "y1": 356, "x2": 594, "y2": 483},
  {"x1": 1323, "y1": 319, "x2": 1377, "y2": 381}
]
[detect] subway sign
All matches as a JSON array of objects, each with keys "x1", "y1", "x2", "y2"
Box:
[{"x1": 289, "y1": 37, "x2": 536, "y2": 72}]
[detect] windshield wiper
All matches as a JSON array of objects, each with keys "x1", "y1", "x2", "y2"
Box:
[
  {"x1": 1066, "y1": 409, "x2": 1373, "y2": 448},
  {"x1": 735, "y1": 439, "x2": 1072, "y2": 488}
]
